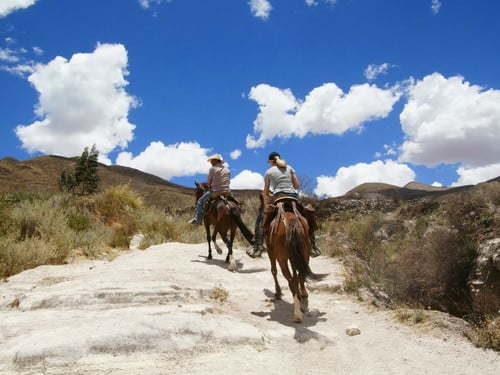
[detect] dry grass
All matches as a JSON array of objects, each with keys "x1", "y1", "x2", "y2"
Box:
[
  {"x1": 209, "y1": 285, "x2": 229, "y2": 302},
  {"x1": 470, "y1": 316, "x2": 500, "y2": 351}
]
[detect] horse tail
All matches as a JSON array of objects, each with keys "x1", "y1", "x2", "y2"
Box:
[
  {"x1": 230, "y1": 206, "x2": 255, "y2": 245},
  {"x1": 286, "y1": 216, "x2": 326, "y2": 281}
]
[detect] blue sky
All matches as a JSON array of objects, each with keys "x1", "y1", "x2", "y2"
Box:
[{"x1": 1, "y1": 0, "x2": 500, "y2": 197}]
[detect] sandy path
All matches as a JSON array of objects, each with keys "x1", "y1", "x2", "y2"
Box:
[{"x1": 0, "y1": 242, "x2": 498, "y2": 374}]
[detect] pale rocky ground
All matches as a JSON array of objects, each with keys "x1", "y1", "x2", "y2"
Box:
[{"x1": 0, "y1": 241, "x2": 499, "y2": 375}]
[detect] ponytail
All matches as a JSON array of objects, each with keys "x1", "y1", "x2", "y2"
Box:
[{"x1": 275, "y1": 156, "x2": 287, "y2": 168}]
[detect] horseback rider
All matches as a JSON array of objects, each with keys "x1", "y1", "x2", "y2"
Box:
[
  {"x1": 189, "y1": 153, "x2": 231, "y2": 225},
  {"x1": 248, "y1": 151, "x2": 321, "y2": 258}
]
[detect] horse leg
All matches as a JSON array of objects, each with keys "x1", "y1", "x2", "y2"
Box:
[
  {"x1": 226, "y1": 225, "x2": 237, "y2": 271},
  {"x1": 212, "y1": 231, "x2": 222, "y2": 254},
  {"x1": 205, "y1": 224, "x2": 212, "y2": 260},
  {"x1": 299, "y1": 275, "x2": 309, "y2": 313},
  {"x1": 220, "y1": 231, "x2": 231, "y2": 264},
  {"x1": 267, "y1": 247, "x2": 282, "y2": 299},
  {"x1": 278, "y1": 259, "x2": 302, "y2": 323}
]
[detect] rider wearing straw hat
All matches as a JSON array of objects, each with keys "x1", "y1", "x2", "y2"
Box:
[{"x1": 189, "y1": 153, "x2": 231, "y2": 225}]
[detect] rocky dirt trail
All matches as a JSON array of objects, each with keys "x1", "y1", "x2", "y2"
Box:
[{"x1": 0, "y1": 242, "x2": 498, "y2": 374}]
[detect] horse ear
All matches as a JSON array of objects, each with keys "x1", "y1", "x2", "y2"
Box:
[{"x1": 194, "y1": 181, "x2": 199, "y2": 187}]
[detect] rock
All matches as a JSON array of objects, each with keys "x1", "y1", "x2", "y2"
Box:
[
  {"x1": 345, "y1": 326, "x2": 361, "y2": 336},
  {"x1": 468, "y1": 238, "x2": 500, "y2": 315}
]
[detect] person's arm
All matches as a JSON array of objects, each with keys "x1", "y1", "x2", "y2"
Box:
[
  {"x1": 207, "y1": 167, "x2": 214, "y2": 190},
  {"x1": 262, "y1": 177, "x2": 271, "y2": 205},
  {"x1": 291, "y1": 171, "x2": 300, "y2": 190}
]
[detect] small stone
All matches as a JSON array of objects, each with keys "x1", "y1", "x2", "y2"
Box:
[{"x1": 346, "y1": 326, "x2": 361, "y2": 336}]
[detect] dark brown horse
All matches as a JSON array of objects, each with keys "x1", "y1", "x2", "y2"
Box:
[
  {"x1": 194, "y1": 182, "x2": 254, "y2": 268},
  {"x1": 264, "y1": 197, "x2": 325, "y2": 322}
]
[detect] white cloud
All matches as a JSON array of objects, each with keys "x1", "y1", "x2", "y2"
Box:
[
  {"x1": 246, "y1": 82, "x2": 401, "y2": 148},
  {"x1": 431, "y1": 0, "x2": 441, "y2": 14},
  {"x1": 138, "y1": 0, "x2": 172, "y2": 9},
  {"x1": 32, "y1": 46, "x2": 43, "y2": 56},
  {"x1": 116, "y1": 141, "x2": 210, "y2": 180},
  {"x1": 452, "y1": 163, "x2": 500, "y2": 187},
  {"x1": 0, "y1": 48, "x2": 20, "y2": 62},
  {"x1": 399, "y1": 73, "x2": 500, "y2": 169},
  {"x1": 0, "y1": 0, "x2": 37, "y2": 17},
  {"x1": 364, "y1": 63, "x2": 394, "y2": 81},
  {"x1": 230, "y1": 170, "x2": 264, "y2": 190},
  {"x1": 0, "y1": 63, "x2": 35, "y2": 77},
  {"x1": 314, "y1": 160, "x2": 416, "y2": 197},
  {"x1": 15, "y1": 43, "x2": 138, "y2": 163},
  {"x1": 305, "y1": 0, "x2": 337, "y2": 5},
  {"x1": 230, "y1": 149, "x2": 242, "y2": 160},
  {"x1": 432, "y1": 181, "x2": 442, "y2": 187},
  {"x1": 249, "y1": 0, "x2": 272, "y2": 20}
]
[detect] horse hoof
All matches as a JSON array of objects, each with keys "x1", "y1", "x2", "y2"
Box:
[{"x1": 207, "y1": 255, "x2": 212, "y2": 260}]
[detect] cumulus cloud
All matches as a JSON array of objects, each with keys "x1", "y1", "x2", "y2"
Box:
[
  {"x1": 0, "y1": 48, "x2": 20, "y2": 62},
  {"x1": 314, "y1": 160, "x2": 416, "y2": 197},
  {"x1": 0, "y1": 63, "x2": 35, "y2": 77},
  {"x1": 138, "y1": 0, "x2": 172, "y2": 9},
  {"x1": 15, "y1": 43, "x2": 138, "y2": 164},
  {"x1": 452, "y1": 163, "x2": 500, "y2": 187},
  {"x1": 431, "y1": 0, "x2": 441, "y2": 14},
  {"x1": 116, "y1": 141, "x2": 210, "y2": 180},
  {"x1": 249, "y1": 0, "x2": 272, "y2": 20},
  {"x1": 230, "y1": 149, "x2": 242, "y2": 160},
  {"x1": 305, "y1": 0, "x2": 337, "y2": 6},
  {"x1": 399, "y1": 73, "x2": 500, "y2": 171},
  {"x1": 432, "y1": 181, "x2": 443, "y2": 187},
  {"x1": 246, "y1": 82, "x2": 401, "y2": 148},
  {"x1": 32, "y1": 46, "x2": 43, "y2": 56},
  {"x1": 0, "y1": 0, "x2": 37, "y2": 17},
  {"x1": 230, "y1": 170, "x2": 264, "y2": 190},
  {"x1": 364, "y1": 63, "x2": 394, "y2": 81}
]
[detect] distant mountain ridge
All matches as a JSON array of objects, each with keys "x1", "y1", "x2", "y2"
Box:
[{"x1": 1, "y1": 155, "x2": 499, "y2": 207}]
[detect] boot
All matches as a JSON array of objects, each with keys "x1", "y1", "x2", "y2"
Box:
[
  {"x1": 310, "y1": 232, "x2": 321, "y2": 258},
  {"x1": 247, "y1": 226, "x2": 264, "y2": 258}
]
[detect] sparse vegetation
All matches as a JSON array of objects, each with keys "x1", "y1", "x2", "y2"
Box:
[
  {"x1": 209, "y1": 285, "x2": 229, "y2": 302},
  {"x1": 0, "y1": 185, "x2": 203, "y2": 279}
]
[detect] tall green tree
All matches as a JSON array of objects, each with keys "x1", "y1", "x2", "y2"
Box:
[{"x1": 59, "y1": 145, "x2": 100, "y2": 195}]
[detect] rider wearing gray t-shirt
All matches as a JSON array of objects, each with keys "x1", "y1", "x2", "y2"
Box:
[{"x1": 264, "y1": 164, "x2": 297, "y2": 195}]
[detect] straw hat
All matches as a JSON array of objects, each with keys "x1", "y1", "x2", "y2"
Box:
[{"x1": 207, "y1": 153, "x2": 224, "y2": 162}]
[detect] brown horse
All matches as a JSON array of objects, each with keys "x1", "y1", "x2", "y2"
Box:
[
  {"x1": 194, "y1": 182, "x2": 254, "y2": 268},
  {"x1": 264, "y1": 197, "x2": 324, "y2": 322}
]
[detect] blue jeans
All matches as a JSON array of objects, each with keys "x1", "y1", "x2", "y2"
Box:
[{"x1": 194, "y1": 191, "x2": 211, "y2": 222}]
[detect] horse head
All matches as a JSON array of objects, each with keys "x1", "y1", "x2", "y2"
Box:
[{"x1": 194, "y1": 181, "x2": 209, "y2": 202}]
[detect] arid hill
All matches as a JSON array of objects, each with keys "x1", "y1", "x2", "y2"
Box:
[
  {"x1": 1, "y1": 155, "x2": 499, "y2": 210},
  {"x1": 0, "y1": 155, "x2": 258, "y2": 211}
]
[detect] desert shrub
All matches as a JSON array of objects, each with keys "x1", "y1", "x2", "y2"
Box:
[
  {"x1": 73, "y1": 225, "x2": 112, "y2": 258},
  {"x1": 347, "y1": 214, "x2": 384, "y2": 262},
  {"x1": 11, "y1": 197, "x2": 74, "y2": 260},
  {"x1": 0, "y1": 236, "x2": 62, "y2": 278},
  {"x1": 471, "y1": 316, "x2": 500, "y2": 351},
  {"x1": 380, "y1": 227, "x2": 476, "y2": 314},
  {"x1": 94, "y1": 185, "x2": 145, "y2": 225},
  {"x1": 67, "y1": 212, "x2": 93, "y2": 231}
]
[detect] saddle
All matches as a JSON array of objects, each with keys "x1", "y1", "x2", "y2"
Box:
[
  {"x1": 261, "y1": 196, "x2": 318, "y2": 233},
  {"x1": 204, "y1": 192, "x2": 239, "y2": 213}
]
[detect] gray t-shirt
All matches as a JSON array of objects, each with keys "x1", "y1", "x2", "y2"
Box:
[{"x1": 264, "y1": 164, "x2": 296, "y2": 194}]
